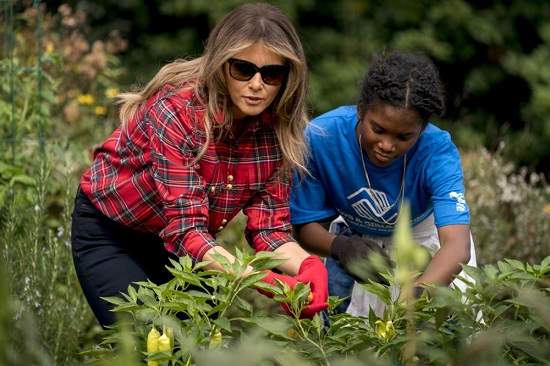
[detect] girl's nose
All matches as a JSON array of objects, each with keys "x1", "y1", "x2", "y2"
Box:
[{"x1": 378, "y1": 138, "x2": 396, "y2": 153}]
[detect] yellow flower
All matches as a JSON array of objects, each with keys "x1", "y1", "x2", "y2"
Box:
[
  {"x1": 94, "y1": 106, "x2": 107, "y2": 116},
  {"x1": 544, "y1": 204, "x2": 550, "y2": 215},
  {"x1": 375, "y1": 319, "x2": 396, "y2": 342},
  {"x1": 105, "y1": 87, "x2": 119, "y2": 99},
  {"x1": 77, "y1": 94, "x2": 95, "y2": 105},
  {"x1": 45, "y1": 41, "x2": 55, "y2": 54}
]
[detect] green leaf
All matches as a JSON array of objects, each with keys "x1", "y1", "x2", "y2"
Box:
[
  {"x1": 194, "y1": 260, "x2": 212, "y2": 271},
  {"x1": 9, "y1": 174, "x2": 35, "y2": 186},
  {"x1": 483, "y1": 264, "x2": 499, "y2": 280},
  {"x1": 293, "y1": 282, "x2": 312, "y2": 303},
  {"x1": 540, "y1": 256, "x2": 550, "y2": 269},
  {"x1": 127, "y1": 285, "x2": 138, "y2": 302},
  {"x1": 312, "y1": 313, "x2": 322, "y2": 337},
  {"x1": 213, "y1": 318, "x2": 232, "y2": 332},
  {"x1": 235, "y1": 297, "x2": 253, "y2": 313},
  {"x1": 168, "y1": 257, "x2": 182, "y2": 271},
  {"x1": 252, "y1": 258, "x2": 288, "y2": 271},
  {"x1": 360, "y1": 281, "x2": 391, "y2": 305},
  {"x1": 497, "y1": 260, "x2": 513, "y2": 274},
  {"x1": 209, "y1": 252, "x2": 231, "y2": 269},
  {"x1": 368, "y1": 307, "x2": 378, "y2": 327},
  {"x1": 239, "y1": 271, "x2": 267, "y2": 290},
  {"x1": 505, "y1": 259, "x2": 525, "y2": 271},
  {"x1": 101, "y1": 296, "x2": 127, "y2": 306},
  {"x1": 240, "y1": 316, "x2": 294, "y2": 339},
  {"x1": 255, "y1": 281, "x2": 283, "y2": 296}
]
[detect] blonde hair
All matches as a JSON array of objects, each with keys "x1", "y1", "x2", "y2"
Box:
[{"x1": 117, "y1": 3, "x2": 309, "y2": 172}]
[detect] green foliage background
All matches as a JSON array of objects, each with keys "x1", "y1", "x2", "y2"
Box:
[{"x1": 45, "y1": 0, "x2": 550, "y2": 172}]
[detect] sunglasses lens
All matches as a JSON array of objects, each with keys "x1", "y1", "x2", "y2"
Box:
[
  {"x1": 229, "y1": 60, "x2": 256, "y2": 81},
  {"x1": 261, "y1": 65, "x2": 288, "y2": 85},
  {"x1": 228, "y1": 59, "x2": 288, "y2": 85}
]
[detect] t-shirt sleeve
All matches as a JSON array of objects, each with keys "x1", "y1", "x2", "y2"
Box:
[
  {"x1": 290, "y1": 128, "x2": 337, "y2": 224},
  {"x1": 424, "y1": 134, "x2": 470, "y2": 227}
]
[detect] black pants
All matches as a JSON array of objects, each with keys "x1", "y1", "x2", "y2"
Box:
[{"x1": 71, "y1": 188, "x2": 177, "y2": 326}]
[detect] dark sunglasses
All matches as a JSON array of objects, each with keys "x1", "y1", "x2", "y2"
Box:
[{"x1": 227, "y1": 58, "x2": 289, "y2": 86}]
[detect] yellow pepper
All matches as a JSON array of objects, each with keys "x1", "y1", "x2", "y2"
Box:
[
  {"x1": 146, "y1": 326, "x2": 160, "y2": 366},
  {"x1": 158, "y1": 333, "x2": 171, "y2": 353},
  {"x1": 209, "y1": 330, "x2": 223, "y2": 349},
  {"x1": 375, "y1": 319, "x2": 396, "y2": 342},
  {"x1": 164, "y1": 326, "x2": 174, "y2": 349}
]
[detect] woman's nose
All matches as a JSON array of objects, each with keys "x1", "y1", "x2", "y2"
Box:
[{"x1": 248, "y1": 72, "x2": 263, "y2": 90}]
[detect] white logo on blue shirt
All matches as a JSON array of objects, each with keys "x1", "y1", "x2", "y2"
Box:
[
  {"x1": 347, "y1": 187, "x2": 398, "y2": 224},
  {"x1": 450, "y1": 191, "x2": 466, "y2": 212}
]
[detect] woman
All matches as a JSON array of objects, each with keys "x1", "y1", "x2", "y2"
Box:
[
  {"x1": 290, "y1": 51, "x2": 476, "y2": 315},
  {"x1": 71, "y1": 3, "x2": 328, "y2": 326}
]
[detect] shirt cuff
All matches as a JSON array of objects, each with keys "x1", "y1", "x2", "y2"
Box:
[
  {"x1": 165, "y1": 228, "x2": 217, "y2": 261},
  {"x1": 250, "y1": 229, "x2": 295, "y2": 253}
]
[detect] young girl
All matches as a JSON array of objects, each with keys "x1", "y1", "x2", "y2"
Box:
[
  {"x1": 290, "y1": 51, "x2": 476, "y2": 315},
  {"x1": 71, "y1": 3, "x2": 328, "y2": 326}
]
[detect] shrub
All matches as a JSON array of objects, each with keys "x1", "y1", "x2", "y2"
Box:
[{"x1": 463, "y1": 147, "x2": 550, "y2": 264}]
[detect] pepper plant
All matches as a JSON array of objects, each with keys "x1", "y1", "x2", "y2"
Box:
[{"x1": 86, "y1": 205, "x2": 550, "y2": 366}]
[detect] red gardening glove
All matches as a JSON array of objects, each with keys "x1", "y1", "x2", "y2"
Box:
[
  {"x1": 256, "y1": 270, "x2": 298, "y2": 315},
  {"x1": 257, "y1": 270, "x2": 298, "y2": 297},
  {"x1": 295, "y1": 256, "x2": 329, "y2": 318}
]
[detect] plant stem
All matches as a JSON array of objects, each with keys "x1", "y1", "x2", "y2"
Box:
[{"x1": 294, "y1": 318, "x2": 330, "y2": 366}]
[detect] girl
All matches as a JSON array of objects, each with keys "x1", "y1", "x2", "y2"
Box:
[
  {"x1": 290, "y1": 51, "x2": 476, "y2": 315},
  {"x1": 71, "y1": 3, "x2": 328, "y2": 326}
]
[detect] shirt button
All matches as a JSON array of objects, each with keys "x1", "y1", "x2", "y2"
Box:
[
  {"x1": 221, "y1": 218, "x2": 227, "y2": 224},
  {"x1": 226, "y1": 183, "x2": 233, "y2": 190},
  {"x1": 210, "y1": 186, "x2": 216, "y2": 193},
  {"x1": 218, "y1": 226, "x2": 224, "y2": 231},
  {"x1": 227, "y1": 174, "x2": 234, "y2": 182}
]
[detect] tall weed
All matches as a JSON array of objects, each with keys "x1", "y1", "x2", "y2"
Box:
[{"x1": 0, "y1": 148, "x2": 96, "y2": 365}]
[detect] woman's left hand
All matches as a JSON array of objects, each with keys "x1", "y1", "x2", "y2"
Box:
[{"x1": 295, "y1": 255, "x2": 329, "y2": 318}]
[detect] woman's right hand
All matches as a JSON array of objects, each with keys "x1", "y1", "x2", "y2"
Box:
[
  {"x1": 295, "y1": 255, "x2": 329, "y2": 318},
  {"x1": 256, "y1": 267, "x2": 328, "y2": 318}
]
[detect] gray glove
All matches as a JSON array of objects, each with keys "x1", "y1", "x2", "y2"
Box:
[{"x1": 330, "y1": 235, "x2": 392, "y2": 284}]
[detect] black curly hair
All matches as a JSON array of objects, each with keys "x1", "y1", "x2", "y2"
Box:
[{"x1": 358, "y1": 51, "x2": 445, "y2": 125}]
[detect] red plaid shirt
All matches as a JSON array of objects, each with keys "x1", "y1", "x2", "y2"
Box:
[{"x1": 80, "y1": 86, "x2": 294, "y2": 260}]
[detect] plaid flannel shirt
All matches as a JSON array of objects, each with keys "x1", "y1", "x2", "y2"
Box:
[{"x1": 80, "y1": 86, "x2": 294, "y2": 260}]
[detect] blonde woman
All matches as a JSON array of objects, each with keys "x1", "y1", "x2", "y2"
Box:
[{"x1": 71, "y1": 3, "x2": 328, "y2": 326}]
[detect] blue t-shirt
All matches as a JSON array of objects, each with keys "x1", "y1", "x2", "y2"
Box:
[{"x1": 290, "y1": 105, "x2": 470, "y2": 236}]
